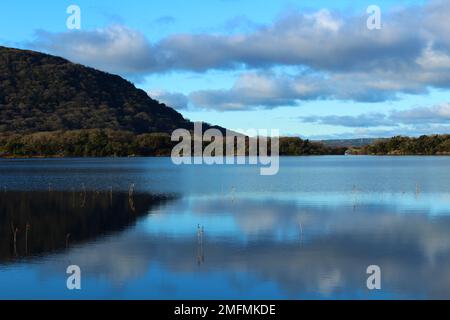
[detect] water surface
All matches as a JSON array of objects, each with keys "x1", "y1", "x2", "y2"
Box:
[{"x1": 0, "y1": 156, "x2": 449, "y2": 299}]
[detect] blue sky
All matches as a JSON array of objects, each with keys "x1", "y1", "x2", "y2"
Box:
[{"x1": 1, "y1": 0, "x2": 449, "y2": 139}]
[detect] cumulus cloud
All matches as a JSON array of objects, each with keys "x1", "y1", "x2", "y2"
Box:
[
  {"x1": 29, "y1": 25, "x2": 155, "y2": 78},
  {"x1": 26, "y1": 0, "x2": 450, "y2": 106},
  {"x1": 28, "y1": 2, "x2": 446, "y2": 72},
  {"x1": 150, "y1": 8, "x2": 424, "y2": 73},
  {"x1": 301, "y1": 113, "x2": 393, "y2": 128},
  {"x1": 301, "y1": 102, "x2": 450, "y2": 128},
  {"x1": 188, "y1": 67, "x2": 438, "y2": 110},
  {"x1": 189, "y1": 71, "x2": 327, "y2": 110},
  {"x1": 301, "y1": 102, "x2": 450, "y2": 139},
  {"x1": 390, "y1": 102, "x2": 450, "y2": 124},
  {"x1": 180, "y1": 1, "x2": 450, "y2": 110}
]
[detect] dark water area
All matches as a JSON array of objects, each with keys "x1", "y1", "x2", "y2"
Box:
[
  {"x1": 0, "y1": 191, "x2": 173, "y2": 263},
  {"x1": 0, "y1": 157, "x2": 449, "y2": 299}
]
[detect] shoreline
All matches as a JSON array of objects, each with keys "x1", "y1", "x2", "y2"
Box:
[{"x1": 2, "y1": 154, "x2": 450, "y2": 159}]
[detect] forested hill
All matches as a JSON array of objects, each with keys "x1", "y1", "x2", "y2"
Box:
[{"x1": 0, "y1": 46, "x2": 193, "y2": 134}]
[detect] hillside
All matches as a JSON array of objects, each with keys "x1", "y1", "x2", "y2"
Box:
[{"x1": 0, "y1": 46, "x2": 193, "y2": 134}]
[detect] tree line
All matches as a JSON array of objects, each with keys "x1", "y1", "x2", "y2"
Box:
[
  {"x1": 349, "y1": 134, "x2": 450, "y2": 155},
  {"x1": 1, "y1": 130, "x2": 449, "y2": 158},
  {"x1": 0, "y1": 129, "x2": 346, "y2": 157}
]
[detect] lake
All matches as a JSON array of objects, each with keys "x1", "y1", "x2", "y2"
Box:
[{"x1": 0, "y1": 156, "x2": 450, "y2": 299}]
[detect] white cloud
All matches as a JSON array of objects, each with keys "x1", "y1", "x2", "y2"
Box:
[
  {"x1": 26, "y1": 0, "x2": 450, "y2": 107},
  {"x1": 301, "y1": 102, "x2": 450, "y2": 138},
  {"x1": 391, "y1": 102, "x2": 450, "y2": 124},
  {"x1": 30, "y1": 25, "x2": 154, "y2": 78}
]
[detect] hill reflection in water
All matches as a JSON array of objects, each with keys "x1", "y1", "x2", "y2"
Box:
[{"x1": 0, "y1": 190, "x2": 174, "y2": 263}]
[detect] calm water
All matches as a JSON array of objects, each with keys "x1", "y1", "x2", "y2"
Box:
[{"x1": 0, "y1": 156, "x2": 450, "y2": 299}]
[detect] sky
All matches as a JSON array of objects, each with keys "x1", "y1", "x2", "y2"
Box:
[{"x1": 1, "y1": 0, "x2": 450, "y2": 139}]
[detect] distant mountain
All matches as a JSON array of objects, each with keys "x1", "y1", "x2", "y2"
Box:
[{"x1": 0, "y1": 46, "x2": 194, "y2": 134}]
